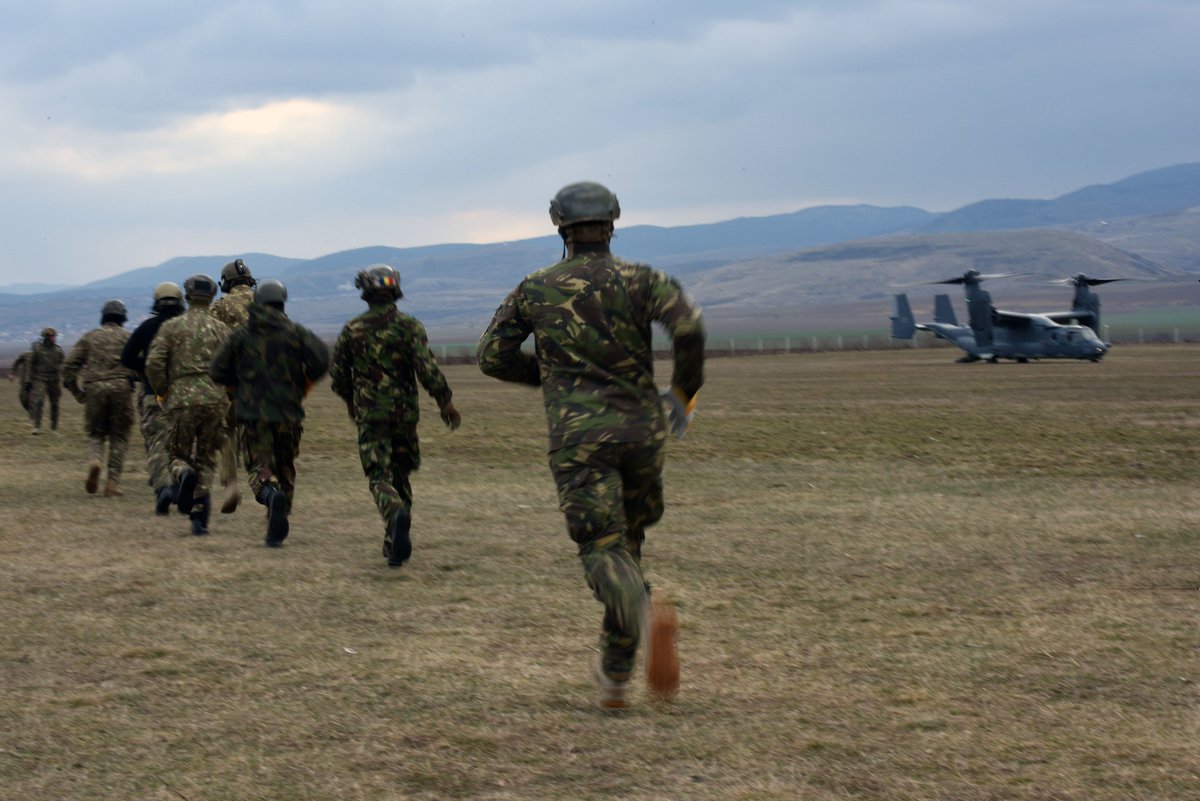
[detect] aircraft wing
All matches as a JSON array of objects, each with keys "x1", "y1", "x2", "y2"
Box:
[
  {"x1": 1043, "y1": 310, "x2": 1096, "y2": 327},
  {"x1": 993, "y1": 309, "x2": 1037, "y2": 330}
]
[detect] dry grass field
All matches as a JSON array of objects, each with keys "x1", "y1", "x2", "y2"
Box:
[{"x1": 2, "y1": 346, "x2": 1198, "y2": 801}]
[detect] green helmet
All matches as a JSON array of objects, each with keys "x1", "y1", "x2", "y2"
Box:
[
  {"x1": 253, "y1": 278, "x2": 288, "y2": 309},
  {"x1": 220, "y1": 258, "x2": 256, "y2": 293},
  {"x1": 184, "y1": 274, "x2": 218, "y2": 302},
  {"x1": 354, "y1": 264, "x2": 403, "y2": 301},
  {"x1": 101, "y1": 299, "x2": 127, "y2": 323},
  {"x1": 549, "y1": 181, "x2": 621, "y2": 228},
  {"x1": 153, "y1": 282, "x2": 184, "y2": 304}
]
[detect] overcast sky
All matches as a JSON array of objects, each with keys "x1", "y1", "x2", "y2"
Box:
[{"x1": 1, "y1": 0, "x2": 1197, "y2": 286}]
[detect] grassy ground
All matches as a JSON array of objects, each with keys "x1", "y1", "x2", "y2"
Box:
[{"x1": 1, "y1": 346, "x2": 1198, "y2": 800}]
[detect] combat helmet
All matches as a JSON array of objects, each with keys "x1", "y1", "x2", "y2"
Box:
[
  {"x1": 220, "y1": 258, "x2": 256, "y2": 293},
  {"x1": 41, "y1": 327, "x2": 58, "y2": 339},
  {"x1": 183, "y1": 274, "x2": 218, "y2": 302},
  {"x1": 153, "y1": 282, "x2": 184, "y2": 309},
  {"x1": 253, "y1": 278, "x2": 288, "y2": 310},
  {"x1": 354, "y1": 264, "x2": 403, "y2": 301},
  {"x1": 549, "y1": 181, "x2": 621, "y2": 228},
  {"x1": 101, "y1": 299, "x2": 128, "y2": 324}
]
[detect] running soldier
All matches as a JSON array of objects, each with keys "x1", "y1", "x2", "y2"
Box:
[
  {"x1": 25, "y1": 328, "x2": 64, "y2": 434},
  {"x1": 120, "y1": 282, "x2": 186, "y2": 514},
  {"x1": 209, "y1": 258, "x2": 257, "y2": 514},
  {"x1": 478, "y1": 181, "x2": 706, "y2": 709},
  {"x1": 210, "y1": 280, "x2": 330, "y2": 547},
  {"x1": 63, "y1": 301, "x2": 136, "y2": 496},
  {"x1": 146, "y1": 275, "x2": 232, "y2": 535},
  {"x1": 329, "y1": 265, "x2": 462, "y2": 567}
]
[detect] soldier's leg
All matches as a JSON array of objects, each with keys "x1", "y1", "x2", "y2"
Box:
[
  {"x1": 83, "y1": 387, "x2": 107, "y2": 492},
  {"x1": 242, "y1": 421, "x2": 276, "y2": 502},
  {"x1": 191, "y1": 405, "x2": 228, "y2": 501},
  {"x1": 271, "y1": 422, "x2": 300, "y2": 512},
  {"x1": 28, "y1": 381, "x2": 45, "y2": 428},
  {"x1": 551, "y1": 442, "x2": 647, "y2": 681},
  {"x1": 48, "y1": 385, "x2": 61, "y2": 431},
  {"x1": 106, "y1": 388, "x2": 135, "y2": 482},
  {"x1": 357, "y1": 423, "x2": 415, "y2": 524},
  {"x1": 619, "y1": 439, "x2": 666, "y2": 565},
  {"x1": 139, "y1": 390, "x2": 172, "y2": 492}
]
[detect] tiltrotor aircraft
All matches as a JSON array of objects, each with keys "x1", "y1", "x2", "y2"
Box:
[{"x1": 890, "y1": 271, "x2": 1124, "y2": 363}]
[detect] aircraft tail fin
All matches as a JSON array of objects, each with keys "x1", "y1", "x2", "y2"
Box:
[
  {"x1": 933, "y1": 294, "x2": 958, "y2": 325},
  {"x1": 891, "y1": 294, "x2": 916, "y2": 339}
]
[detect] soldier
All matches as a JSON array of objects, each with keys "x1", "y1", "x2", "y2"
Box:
[
  {"x1": 209, "y1": 258, "x2": 257, "y2": 514},
  {"x1": 120, "y1": 282, "x2": 186, "y2": 514},
  {"x1": 25, "y1": 328, "x2": 65, "y2": 434},
  {"x1": 210, "y1": 279, "x2": 330, "y2": 547},
  {"x1": 63, "y1": 300, "x2": 136, "y2": 496},
  {"x1": 9, "y1": 351, "x2": 32, "y2": 413},
  {"x1": 477, "y1": 181, "x2": 706, "y2": 709},
  {"x1": 146, "y1": 275, "x2": 232, "y2": 536},
  {"x1": 329, "y1": 265, "x2": 462, "y2": 567}
]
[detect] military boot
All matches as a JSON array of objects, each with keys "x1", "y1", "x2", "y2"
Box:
[
  {"x1": 259, "y1": 485, "x2": 289, "y2": 547},
  {"x1": 85, "y1": 459, "x2": 102, "y2": 494},
  {"x1": 644, "y1": 594, "x2": 680, "y2": 701},
  {"x1": 155, "y1": 486, "x2": 175, "y2": 516},
  {"x1": 190, "y1": 496, "x2": 211, "y2": 536},
  {"x1": 103, "y1": 477, "x2": 123, "y2": 497},
  {"x1": 220, "y1": 481, "x2": 240, "y2": 515},
  {"x1": 384, "y1": 508, "x2": 412, "y2": 567},
  {"x1": 176, "y1": 468, "x2": 197, "y2": 515}
]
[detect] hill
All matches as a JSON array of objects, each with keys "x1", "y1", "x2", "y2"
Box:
[{"x1": 2, "y1": 163, "x2": 1199, "y2": 345}]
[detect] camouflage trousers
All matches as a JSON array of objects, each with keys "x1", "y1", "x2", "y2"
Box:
[
  {"x1": 166, "y1": 402, "x2": 228, "y2": 501},
  {"x1": 83, "y1": 380, "x2": 135, "y2": 480},
  {"x1": 241, "y1": 420, "x2": 302, "y2": 512},
  {"x1": 137, "y1": 389, "x2": 172, "y2": 492},
  {"x1": 18, "y1": 380, "x2": 31, "y2": 413},
  {"x1": 355, "y1": 421, "x2": 420, "y2": 528},
  {"x1": 549, "y1": 437, "x2": 666, "y2": 678},
  {"x1": 27, "y1": 378, "x2": 61, "y2": 430},
  {"x1": 218, "y1": 405, "x2": 241, "y2": 488}
]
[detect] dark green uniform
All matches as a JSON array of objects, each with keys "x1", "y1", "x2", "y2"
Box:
[
  {"x1": 330, "y1": 301, "x2": 454, "y2": 529},
  {"x1": 478, "y1": 249, "x2": 705, "y2": 677},
  {"x1": 11, "y1": 353, "x2": 31, "y2": 412},
  {"x1": 210, "y1": 284, "x2": 255, "y2": 490},
  {"x1": 27, "y1": 338, "x2": 64, "y2": 431},
  {"x1": 209, "y1": 303, "x2": 330, "y2": 510},
  {"x1": 63, "y1": 323, "x2": 136, "y2": 484}
]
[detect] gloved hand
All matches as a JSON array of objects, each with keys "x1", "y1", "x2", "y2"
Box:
[
  {"x1": 439, "y1": 401, "x2": 462, "y2": 430},
  {"x1": 660, "y1": 386, "x2": 696, "y2": 440}
]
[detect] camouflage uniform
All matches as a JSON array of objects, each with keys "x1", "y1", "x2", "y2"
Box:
[
  {"x1": 209, "y1": 303, "x2": 330, "y2": 512},
  {"x1": 146, "y1": 305, "x2": 232, "y2": 508},
  {"x1": 210, "y1": 284, "x2": 254, "y2": 498},
  {"x1": 64, "y1": 322, "x2": 136, "y2": 490},
  {"x1": 478, "y1": 248, "x2": 705, "y2": 678},
  {"x1": 330, "y1": 300, "x2": 454, "y2": 534},
  {"x1": 26, "y1": 337, "x2": 64, "y2": 431},
  {"x1": 121, "y1": 304, "x2": 185, "y2": 496},
  {"x1": 11, "y1": 352, "x2": 31, "y2": 412}
]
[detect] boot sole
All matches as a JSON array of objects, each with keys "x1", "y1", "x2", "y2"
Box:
[
  {"x1": 385, "y1": 510, "x2": 412, "y2": 566},
  {"x1": 85, "y1": 463, "x2": 101, "y2": 494},
  {"x1": 266, "y1": 491, "x2": 289, "y2": 546},
  {"x1": 177, "y1": 470, "x2": 197, "y2": 515}
]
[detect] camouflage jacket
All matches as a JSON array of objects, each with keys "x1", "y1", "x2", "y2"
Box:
[
  {"x1": 477, "y1": 250, "x2": 706, "y2": 450},
  {"x1": 28, "y1": 340, "x2": 64, "y2": 382},
  {"x1": 146, "y1": 305, "x2": 232, "y2": 409},
  {"x1": 330, "y1": 301, "x2": 453, "y2": 425},
  {"x1": 64, "y1": 323, "x2": 134, "y2": 396},
  {"x1": 209, "y1": 303, "x2": 330, "y2": 423},
  {"x1": 210, "y1": 285, "x2": 254, "y2": 330}
]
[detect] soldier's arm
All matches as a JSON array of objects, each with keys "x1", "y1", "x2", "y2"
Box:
[
  {"x1": 328, "y1": 327, "x2": 354, "y2": 402},
  {"x1": 145, "y1": 329, "x2": 171, "y2": 397},
  {"x1": 477, "y1": 288, "x2": 540, "y2": 386},
  {"x1": 62, "y1": 337, "x2": 88, "y2": 401},
  {"x1": 408, "y1": 320, "x2": 452, "y2": 406},
  {"x1": 641, "y1": 267, "x2": 706, "y2": 400},
  {"x1": 301, "y1": 329, "x2": 331, "y2": 384}
]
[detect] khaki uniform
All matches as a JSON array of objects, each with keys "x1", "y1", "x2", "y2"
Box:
[{"x1": 64, "y1": 323, "x2": 136, "y2": 486}]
